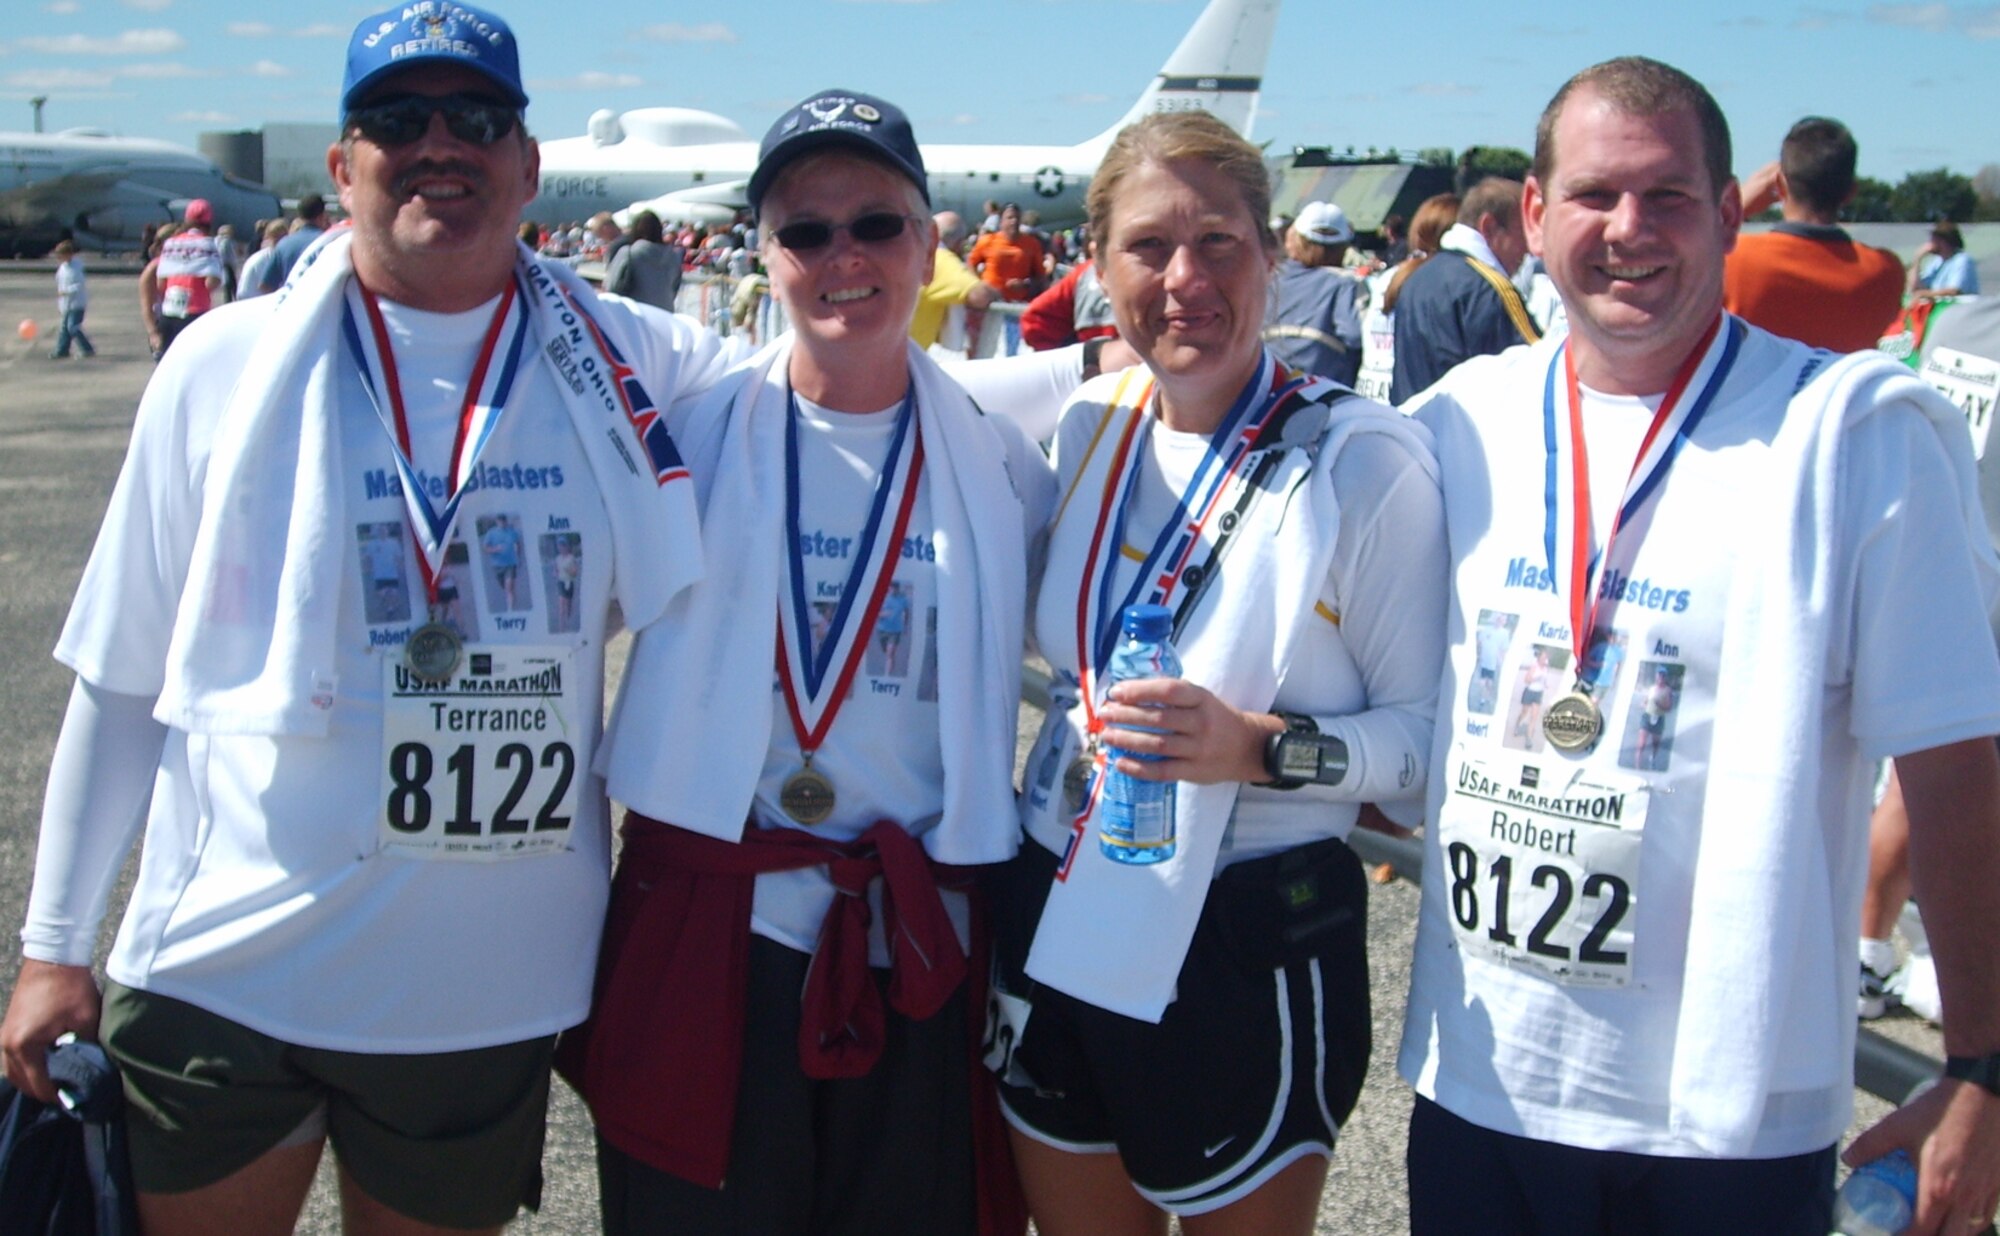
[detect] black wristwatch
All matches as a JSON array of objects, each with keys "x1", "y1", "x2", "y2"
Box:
[
  {"x1": 1945, "y1": 1053, "x2": 2000, "y2": 1098},
  {"x1": 1260, "y1": 712, "x2": 1349, "y2": 790}
]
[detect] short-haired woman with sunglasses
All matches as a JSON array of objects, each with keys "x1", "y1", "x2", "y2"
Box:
[
  {"x1": 987, "y1": 110, "x2": 1447, "y2": 1236},
  {"x1": 560, "y1": 89, "x2": 1057, "y2": 1236}
]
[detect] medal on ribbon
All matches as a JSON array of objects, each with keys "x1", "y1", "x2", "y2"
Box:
[
  {"x1": 773, "y1": 389, "x2": 926, "y2": 827},
  {"x1": 343, "y1": 277, "x2": 531, "y2": 681},
  {"x1": 1539, "y1": 316, "x2": 1742, "y2": 752},
  {"x1": 1055, "y1": 359, "x2": 1307, "y2": 873}
]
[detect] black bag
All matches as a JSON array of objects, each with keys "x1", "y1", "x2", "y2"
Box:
[
  {"x1": 0, "y1": 1040, "x2": 139, "y2": 1236},
  {"x1": 1207, "y1": 835, "x2": 1367, "y2": 972}
]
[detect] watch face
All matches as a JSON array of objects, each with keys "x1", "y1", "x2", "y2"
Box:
[{"x1": 1278, "y1": 737, "x2": 1321, "y2": 780}]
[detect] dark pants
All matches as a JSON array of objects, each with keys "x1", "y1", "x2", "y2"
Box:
[
  {"x1": 1407, "y1": 1096, "x2": 1835, "y2": 1236},
  {"x1": 596, "y1": 936, "x2": 976, "y2": 1236}
]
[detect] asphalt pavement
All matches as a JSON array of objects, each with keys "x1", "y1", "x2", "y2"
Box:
[{"x1": 0, "y1": 264, "x2": 1944, "y2": 1233}]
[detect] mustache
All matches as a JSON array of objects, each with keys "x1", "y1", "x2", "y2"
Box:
[{"x1": 392, "y1": 160, "x2": 486, "y2": 196}]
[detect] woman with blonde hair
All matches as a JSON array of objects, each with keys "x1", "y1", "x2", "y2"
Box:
[{"x1": 989, "y1": 110, "x2": 1448, "y2": 1235}]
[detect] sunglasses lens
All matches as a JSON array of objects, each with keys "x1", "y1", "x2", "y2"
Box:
[
  {"x1": 849, "y1": 213, "x2": 908, "y2": 242},
  {"x1": 349, "y1": 94, "x2": 517, "y2": 146},
  {"x1": 445, "y1": 102, "x2": 517, "y2": 144},
  {"x1": 775, "y1": 221, "x2": 835, "y2": 250},
  {"x1": 773, "y1": 214, "x2": 909, "y2": 251}
]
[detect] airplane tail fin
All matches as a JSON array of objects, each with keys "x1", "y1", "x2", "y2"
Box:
[{"x1": 1078, "y1": 0, "x2": 1280, "y2": 154}]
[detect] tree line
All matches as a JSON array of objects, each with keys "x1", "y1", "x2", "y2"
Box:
[{"x1": 1412, "y1": 146, "x2": 2000, "y2": 224}]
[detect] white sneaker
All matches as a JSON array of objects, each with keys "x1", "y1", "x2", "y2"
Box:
[
  {"x1": 1890, "y1": 953, "x2": 1942, "y2": 1026},
  {"x1": 1860, "y1": 959, "x2": 1900, "y2": 1020}
]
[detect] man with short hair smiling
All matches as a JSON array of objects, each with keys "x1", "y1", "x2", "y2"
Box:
[
  {"x1": 0, "y1": 5, "x2": 734, "y2": 1233},
  {"x1": 1400, "y1": 56, "x2": 2000, "y2": 1236}
]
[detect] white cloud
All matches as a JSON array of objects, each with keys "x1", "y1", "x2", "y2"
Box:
[
  {"x1": 249, "y1": 59, "x2": 291, "y2": 77},
  {"x1": 17, "y1": 28, "x2": 186, "y2": 55},
  {"x1": 226, "y1": 20, "x2": 340, "y2": 37},
  {"x1": 121, "y1": 0, "x2": 172, "y2": 9},
  {"x1": 1866, "y1": 2, "x2": 1953, "y2": 29},
  {"x1": 4, "y1": 68, "x2": 115, "y2": 89},
  {"x1": 172, "y1": 110, "x2": 233, "y2": 123},
  {"x1": 531, "y1": 71, "x2": 643, "y2": 91},
  {"x1": 1865, "y1": 2, "x2": 2000, "y2": 35},
  {"x1": 943, "y1": 112, "x2": 978, "y2": 126},
  {"x1": 116, "y1": 61, "x2": 212, "y2": 78},
  {"x1": 1406, "y1": 81, "x2": 1480, "y2": 97},
  {"x1": 634, "y1": 22, "x2": 737, "y2": 43},
  {"x1": 43, "y1": 0, "x2": 81, "y2": 12}
]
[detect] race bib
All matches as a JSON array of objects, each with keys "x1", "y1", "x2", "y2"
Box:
[
  {"x1": 161, "y1": 284, "x2": 192, "y2": 318},
  {"x1": 1922, "y1": 346, "x2": 1999, "y2": 460},
  {"x1": 1435, "y1": 745, "x2": 1647, "y2": 987},
  {"x1": 378, "y1": 646, "x2": 583, "y2": 860}
]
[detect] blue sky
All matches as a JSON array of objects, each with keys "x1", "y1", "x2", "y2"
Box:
[{"x1": 3, "y1": 0, "x2": 1995, "y2": 184}]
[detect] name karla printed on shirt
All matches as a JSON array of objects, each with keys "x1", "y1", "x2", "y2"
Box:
[{"x1": 523, "y1": 261, "x2": 688, "y2": 488}]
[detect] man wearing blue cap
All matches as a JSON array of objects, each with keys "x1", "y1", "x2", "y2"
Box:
[
  {"x1": 561, "y1": 87, "x2": 1055, "y2": 1235},
  {"x1": 0, "y1": 4, "x2": 739, "y2": 1232}
]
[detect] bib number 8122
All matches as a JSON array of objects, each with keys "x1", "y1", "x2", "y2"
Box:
[
  {"x1": 1446, "y1": 840, "x2": 1632, "y2": 978},
  {"x1": 386, "y1": 740, "x2": 575, "y2": 836}
]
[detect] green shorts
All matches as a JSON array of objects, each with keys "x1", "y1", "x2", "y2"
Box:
[{"x1": 99, "y1": 981, "x2": 552, "y2": 1229}]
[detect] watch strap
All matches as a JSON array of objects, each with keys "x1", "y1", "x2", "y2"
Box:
[{"x1": 1946, "y1": 1053, "x2": 2000, "y2": 1098}]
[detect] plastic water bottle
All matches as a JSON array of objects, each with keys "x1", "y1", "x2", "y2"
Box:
[
  {"x1": 1833, "y1": 1149, "x2": 1916, "y2": 1236},
  {"x1": 1098, "y1": 603, "x2": 1181, "y2": 865}
]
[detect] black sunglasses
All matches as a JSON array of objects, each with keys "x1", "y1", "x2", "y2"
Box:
[
  {"x1": 345, "y1": 92, "x2": 521, "y2": 147},
  {"x1": 771, "y1": 212, "x2": 917, "y2": 252}
]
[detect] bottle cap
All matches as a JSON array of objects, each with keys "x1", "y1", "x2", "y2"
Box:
[{"x1": 1122, "y1": 603, "x2": 1172, "y2": 642}]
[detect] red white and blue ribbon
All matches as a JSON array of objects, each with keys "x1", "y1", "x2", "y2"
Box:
[
  {"x1": 1056, "y1": 356, "x2": 1306, "y2": 875},
  {"x1": 342, "y1": 276, "x2": 529, "y2": 604},
  {"x1": 1540, "y1": 314, "x2": 1743, "y2": 672},
  {"x1": 774, "y1": 389, "x2": 925, "y2": 760}
]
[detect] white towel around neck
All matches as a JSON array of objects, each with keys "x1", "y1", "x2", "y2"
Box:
[
  {"x1": 1023, "y1": 377, "x2": 1438, "y2": 1022},
  {"x1": 152, "y1": 235, "x2": 702, "y2": 736},
  {"x1": 601, "y1": 335, "x2": 1028, "y2": 863},
  {"x1": 1667, "y1": 347, "x2": 2000, "y2": 1154}
]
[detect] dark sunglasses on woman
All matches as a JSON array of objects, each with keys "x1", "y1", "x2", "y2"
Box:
[
  {"x1": 344, "y1": 92, "x2": 521, "y2": 147},
  {"x1": 771, "y1": 212, "x2": 918, "y2": 252}
]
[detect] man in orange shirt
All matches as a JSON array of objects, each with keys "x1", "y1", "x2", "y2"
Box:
[
  {"x1": 967, "y1": 202, "x2": 1046, "y2": 302},
  {"x1": 1723, "y1": 117, "x2": 1903, "y2": 353}
]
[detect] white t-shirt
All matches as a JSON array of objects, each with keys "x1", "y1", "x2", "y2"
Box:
[
  {"x1": 36, "y1": 288, "x2": 729, "y2": 1053},
  {"x1": 1022, "y1": 382, "x2": 1446, "y2": 865},
  {"x1": 1357, "y1": 266, "x2": 1395, "y2": 404},
  {"x1": 1400, "y1": 325, "x2": 2000, "y2": 1157},
  {"x1": 748, "y1": 395, "x2": 950, "y2": 956}
]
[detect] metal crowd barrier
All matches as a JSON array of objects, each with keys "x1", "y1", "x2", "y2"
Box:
[{"x1": 1016, "y1": 668, "x2": 1942, "y2": 1106}]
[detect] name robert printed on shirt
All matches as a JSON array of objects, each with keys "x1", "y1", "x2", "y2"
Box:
[
  {"x1": 1503, "y1": 556, "x2": 1691, "y2": 614},
  {"x1": 364, "y1": 461, "x2": 566, "y2": 502}
]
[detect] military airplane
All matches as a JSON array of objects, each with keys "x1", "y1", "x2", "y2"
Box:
[
  {"x1": 526, "y1": 0, "x2": 1281, "y2": 229},
  {"x1": 0, "y1": 128, "x2": 281, "y2": 257}
]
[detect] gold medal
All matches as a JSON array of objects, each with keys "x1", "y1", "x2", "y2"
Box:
[
  {"x1": 1062, "y1": 755, "x2": 1095, "y2": 814},
  {"x1": 1543, "y1": 689, "x2": 1602, "y2": 753},
  {"x1": 780, "y1": 764, "x2": 837, "y2": 826},
  {"x1": 405, "y1": 622, "x2": 463, "y2": 682}
]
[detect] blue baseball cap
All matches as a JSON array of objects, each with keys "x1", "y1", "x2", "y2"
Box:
[
  {"x1": 747, "y1": 89, "x2": 929, "y2": 219},
  {"x1": 341, "y1": 1, "x2": 529, "y2": 115}
]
